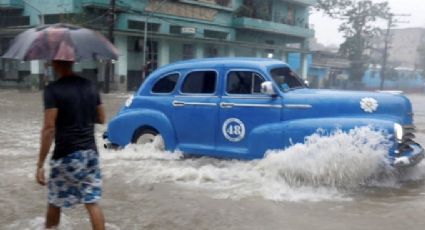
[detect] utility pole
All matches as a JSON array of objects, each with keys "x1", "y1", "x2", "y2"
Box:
[
  {"x1": 104, "y1": 0, "x2": 116, "y2": 94},
  {"x1": 379, "y1": 13, "x2": 410, "y2": 90},
  {"x1": 141, "y1": 0, "x2": 168, "y2": 82},
  {"x1": 379, "y1": 15, "x2": 392, "y2": 90}
]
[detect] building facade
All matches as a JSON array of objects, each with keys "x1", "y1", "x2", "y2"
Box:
[
  {"x1": 370, "y1": 27, "x2": 425, "y2": 69},
  {"x1": 0, "y1": 0, "x2": 316, "y2": 91},
  {"x1": 309, "y1": 51, "x2": 349, "y2": 89}
]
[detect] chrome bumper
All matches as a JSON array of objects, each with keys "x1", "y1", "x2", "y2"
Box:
[
  {"x1": 393, "y1": 143, "x2": 424, "y2": 167},
  {"x1": 104, "y1": 142, "x2": 115, "y2": 149},
  {"x1": 102, "y1": 131, "x2": 119, "y2": 150}
]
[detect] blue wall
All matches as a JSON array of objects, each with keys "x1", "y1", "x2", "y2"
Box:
[
  {"x1": 362, "y1": 68, "x2": 424, "y2": 91},
  {"x1": 287, "y1": 53, "x2": 312, "y2": 72}
]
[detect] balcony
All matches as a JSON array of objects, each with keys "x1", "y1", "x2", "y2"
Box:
[
  {"x1": 81, "y1": 0, "x2": 131, "y2": 12},
  {"x1": 285, "y1": 0, "x2": 317, "y2": 6},
  {"x1": 178, "y1": 0, "x2": 233, "y2": 11},
  {"x1": 233, "y1": 17, "x2": 314, "y2": 38},
  {"x1": 0, "y1": 0, "x2": 24, "y2": 9}
]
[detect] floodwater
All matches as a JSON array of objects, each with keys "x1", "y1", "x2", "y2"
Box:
[{"x1": 0, "y1": 90, "x2": 424, "y2": 230}]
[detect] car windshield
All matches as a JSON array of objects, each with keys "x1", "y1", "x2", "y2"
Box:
[{"x1": 270, "y1": 67, "x2": 305, "y2": 92}]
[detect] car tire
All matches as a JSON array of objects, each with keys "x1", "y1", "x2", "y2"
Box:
[{"x1": 135, "y1": 129, "x2": 165, "y2": 151}]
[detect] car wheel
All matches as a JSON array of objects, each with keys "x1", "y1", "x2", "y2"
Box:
[{"x1": 135, "y1": 129, "x2": 165, "y2": 151}]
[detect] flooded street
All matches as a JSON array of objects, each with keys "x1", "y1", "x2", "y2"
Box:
[{"x1": 1, "y1": 90, "x2": 425, "y2": 230}]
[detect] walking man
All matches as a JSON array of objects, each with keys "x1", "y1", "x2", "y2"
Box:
[{"x1": 36, "y1": 60, "x2": 106, "y2": 230}]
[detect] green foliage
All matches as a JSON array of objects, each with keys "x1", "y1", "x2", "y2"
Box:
[
  {"x1": 317, "y1": 0, "x2": 352, "y2": 16},
  {"x1": 317, "y1": 0, "x2": 390, "y2": 86}
]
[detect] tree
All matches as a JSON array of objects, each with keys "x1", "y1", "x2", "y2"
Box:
[{"x1": 317, "y1": 0, "x2": 390, "y2": 88}]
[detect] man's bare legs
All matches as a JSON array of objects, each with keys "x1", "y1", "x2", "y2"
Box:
[
  {"x1": 45, "y1": 203, "x2": 104, "y2": 230},
  {"x1": 45, "y1": 204, "x2": 61, "y2": 229},
  {"x1": 85, "y1": 203, "x2": 105, "y2": 230}
]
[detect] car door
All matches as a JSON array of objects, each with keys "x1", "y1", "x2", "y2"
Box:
[
  {"x1": 171, "y1": 69, "x2": 220, "y2": 154},
  {"x1": 217, "y1": 69, "x2": 282, "y2": 158}
]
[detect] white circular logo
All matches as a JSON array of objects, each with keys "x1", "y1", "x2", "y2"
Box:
[
  {"x1": 222, "y1": 118, "x2": 245, "y2": 142},
  {"x1": 360, "y1": 97, "x2": 379, "y2": 113}
]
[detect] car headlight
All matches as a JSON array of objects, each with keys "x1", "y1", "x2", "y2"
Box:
[{"x1": 394, "y1": 123, "x2": 403, "y2": 143}]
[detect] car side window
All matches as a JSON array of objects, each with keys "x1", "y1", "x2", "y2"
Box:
[
  {"x1": 152, "y1": 73, "x2": 179, "y2": 93},
  {"x1": 227, "y1": 71, "x2": 265, "y2": 94},
  {"x1": 181, "y1": 71, "x2": 217, "y2": 94}
]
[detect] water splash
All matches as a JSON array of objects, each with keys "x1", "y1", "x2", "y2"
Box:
[
  {"x1": 258, "y1": 127, "x2": 391, "y2": 188},
  {"x1": 99, "y1": 126, "x2": 425, "y2": 202},
  {"x1": 4, "y1": 215, "x2": 72, "y2": 230},
  {"x1": 4, "y1": 215, "x2": 120, "y2": 230}
]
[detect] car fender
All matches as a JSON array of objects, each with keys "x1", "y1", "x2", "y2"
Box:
[
  {"x1": 107, "y1": 109, "x2": 177, "y2": 149},
  {"x1": 247, "y1": 117, "x2": 395, "y2": 158}
]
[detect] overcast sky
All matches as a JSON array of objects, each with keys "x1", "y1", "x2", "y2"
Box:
[{"x1": 310, "y1": 0, "x2": 425, "y2": 46}]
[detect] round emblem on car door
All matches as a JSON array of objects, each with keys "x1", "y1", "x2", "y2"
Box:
[{"x1": 222, "y1": 118, "x2": 246, "y2": 142}]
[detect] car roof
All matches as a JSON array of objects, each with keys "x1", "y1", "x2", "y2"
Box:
[{"x1": 153, "y1": 57, "x2": 289, "y2": 76}]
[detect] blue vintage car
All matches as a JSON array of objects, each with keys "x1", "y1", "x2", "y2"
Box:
[{"x1": 105, "y1": 58, "x2": 424, "y2": 167}]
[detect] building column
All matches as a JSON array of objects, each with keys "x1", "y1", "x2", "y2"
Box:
[
  {"x1": 228, "y1": 46, "x2": 235, "y2": 57},
  {"x1": 30, "y1": 61, "x2": 41, "y2": 74},
  {"x1": 281, "y1": 50, "x2": 287, "y2": 63},
  {"x1": 301, "y1": 53, "x2": 309, "y2": 80},
  {"x1": 30, "y1": 61, "x2": 41, "y2": 90},
  {"x1": 195, "y1": 43, "x2": 204, "y2": 58},
  {"x1": 255, "y1": 48, "x2": 262, "y2": 58},
  {"x1": 300, "y1": 38, "x2": 309, "y2": 79},
  {"x1": 159, "y1": 39, "x2": 170, "y2": 67},
  {"x1": 115, "y1": 35, "x2": 127, "y2": 91}
]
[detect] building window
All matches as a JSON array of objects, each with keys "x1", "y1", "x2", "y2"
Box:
[
  {"x1": 183, "y1": 44, "x2": 194, "y2": 60},
  {"x1": 44, "y1": 14, "x2": 76, "y2": 24},
  {"x1": 205, "y1": 45, "x2": 219, "y2": 58},
  {"x1": 235, "y1": 0, "x2": 272, "y2": 21},
  {"x1": 204, "y1": 30, "x2": 228, "y2": 40},
  {"x1": 265, "y1": 49, "x2": 274, "y2": 58},
  {"x1": 181, "y1": 71, "x2": 217, "y2": 94},
  {"x1": 144, "y1": 40, "x2": 158, "y2": 76},
  {"x1": 44, "y1": 14, "x2": 61, "y2": 24},
  {"x1": 128, "y1": 20, "x2": 160, "y2": 32},
  {"x1": 130, "y1": 37, "x2": 143, "y2": 52},
  {"x1": 215, "y1": 0, "x2": 231, "y2": 7},
  {"x1": 265, "y1": 40, "x2": 275, "y2": 45},
  {"x1": 286, "y1": 5, "x2": 295, "y2": 25},
  {"x1": 227, "y1": 71, "x2": 265, "y2": 94},
  {"x1": 0, "y1": 37, "x2": 19, "y2": 80},
  {"x1": 152, "y1": 73, "x2": 179, "y2": 93},
  {"x1": 0, "y1": 37, "x2": 12, "y2": 54},
  {"x1": 0, "y1": 16, "x2": 30, "y2": 27},
  {"x1": 170, "y1": 25, "x2": 182, "y2": 34}
]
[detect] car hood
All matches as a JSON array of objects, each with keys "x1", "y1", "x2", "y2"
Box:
[{"x1": 282, "y1": 89, "x2": 413, "y2": 125}]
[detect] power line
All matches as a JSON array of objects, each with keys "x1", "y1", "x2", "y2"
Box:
[{"x1": 79, "y1": 11, "x2": 110, "y2": 26}]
